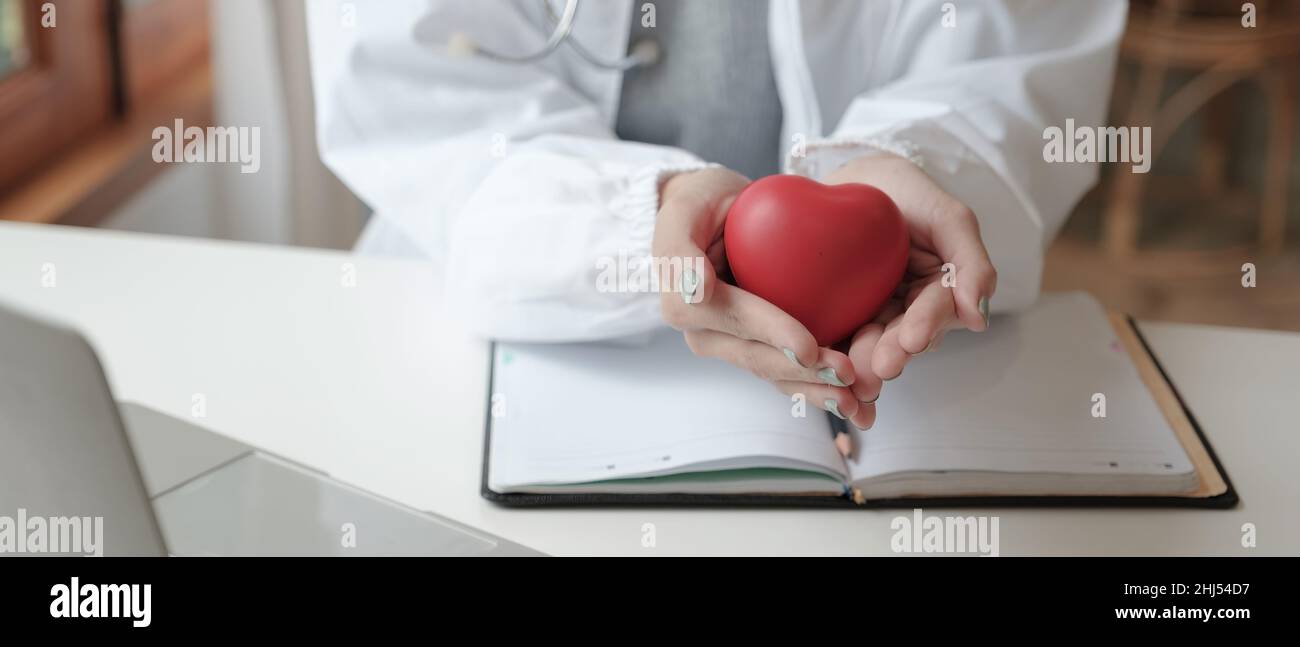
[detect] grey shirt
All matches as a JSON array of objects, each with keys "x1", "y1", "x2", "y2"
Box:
[{"x1": 614, "y1": 0, "x2": 783, "y2": 180}]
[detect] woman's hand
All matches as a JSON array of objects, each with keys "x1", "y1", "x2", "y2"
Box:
[
  {"x1": 826, "y1": 153, "x2": 998, "y2": 415},
  {"x1": 652, "y1": 167, "x2": 875, "y2": 430}
]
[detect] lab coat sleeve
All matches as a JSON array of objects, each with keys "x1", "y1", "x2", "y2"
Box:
[
  {"x1": 786, "y1": 0, "x2": 1127, "y2": 313},
  {"x1": 305, "y1": 0, "x2": 709, "y2": 342}
]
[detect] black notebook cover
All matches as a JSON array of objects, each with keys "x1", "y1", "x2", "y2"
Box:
[{"x1": 480, "y1": 317, "x2": 1238, "y2": 509}]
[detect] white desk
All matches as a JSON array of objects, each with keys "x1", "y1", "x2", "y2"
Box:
[{"x1": 1, "y1": 221, "x2": 1296, "y2": 556}]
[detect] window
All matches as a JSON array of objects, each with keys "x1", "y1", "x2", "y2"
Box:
[
  {"x1": 0, "y1": 0, "x2": 32, "y2": 80},
  {"x1": 0, "y1": 0, "x2": 114, "y2": 193},
  {"x1": 120, "y1": 0, "x2": 209, "y2": 109},
  {"x1": 0, "y1": 0, "x2": 210, "y2": 224}
]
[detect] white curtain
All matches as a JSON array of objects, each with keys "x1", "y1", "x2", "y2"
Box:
[{"x1": 210, "y1": 0, "x2": 365, "y2": 249}]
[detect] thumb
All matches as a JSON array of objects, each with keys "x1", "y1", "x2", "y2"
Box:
[{"x1": 652, "y1": 198, "x2": 723, "y2": 307}]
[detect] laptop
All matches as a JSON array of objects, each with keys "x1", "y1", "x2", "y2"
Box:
[{"x1": 0, "y1": 301, "x2": 540, "y2": 556}]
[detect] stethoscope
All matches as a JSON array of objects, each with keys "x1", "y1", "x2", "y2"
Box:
[{"x1": 447, "y1": 0, "x2": 661, "y2": 71}]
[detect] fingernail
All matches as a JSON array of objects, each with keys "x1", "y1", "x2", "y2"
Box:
[
  {"x1": 817, "y1": 367, "x2": 847, "y2": 387},
  {"x1": 861, "y1": 394, "x2": 879, "y2": 405},
  {"x1": 681, "y1": 269, "x2": 700, "y2": 304},
  {"x1": 978, "y1": 296, "x2": 991, "y2": 330},
  {"x1": 782, "y1": 347, "x2": 805, "y2": 369},
  {"x1": 883, "y1": 369, "x2": 903, "y2": 382},
  {"x1": 824, "y1": 399, "x2": 846, "y2": 419}
]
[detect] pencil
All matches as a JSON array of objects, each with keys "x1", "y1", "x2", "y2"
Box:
[{"x1": 828, "y1": 411, "x2": 853, "y2": 458}]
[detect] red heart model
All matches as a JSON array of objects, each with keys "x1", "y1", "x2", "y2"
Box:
[{"x1": 724, "y1": 175, "x2": 909, "y2": 346}]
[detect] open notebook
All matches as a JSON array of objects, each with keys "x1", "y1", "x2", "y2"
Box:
[{"x1": 482, "y1": 292, "x2": 1235, "y2": 507}]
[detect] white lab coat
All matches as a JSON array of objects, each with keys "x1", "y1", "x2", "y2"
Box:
[{"x1": 305, "y1": 0, "x2": 1126, "y2": 341}]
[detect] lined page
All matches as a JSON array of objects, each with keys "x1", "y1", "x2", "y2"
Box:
[
  {"x1": 488, "y1": 331, "x2": 847, "y2": 492},
  {"x1": 847, "y1": 293, "x2": 1195, "y2": 483}
]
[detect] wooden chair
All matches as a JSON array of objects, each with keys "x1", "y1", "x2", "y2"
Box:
[{"x1": 1104, "y1": 0, "x2": 1300, "y2": 257}]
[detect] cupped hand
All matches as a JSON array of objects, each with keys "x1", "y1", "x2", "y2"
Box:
[
  {"x1": 652, "y1": 167, "x2": 875, "y2": 430},
  {"x1": 827, "y1": 153, "x2": 998, "y2": 417}
]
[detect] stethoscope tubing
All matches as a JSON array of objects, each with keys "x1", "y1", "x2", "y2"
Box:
[{"x1": 468, "y1": 0, "x2": 656, "y2": 71}]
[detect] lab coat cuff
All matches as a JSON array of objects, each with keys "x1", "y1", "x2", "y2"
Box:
[{"x1": 785, "y1": 132, "x2": 925, "y2": 180}]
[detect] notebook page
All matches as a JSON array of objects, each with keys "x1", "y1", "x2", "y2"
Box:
[
  {"x1": 488, "y1": 330, "x2": 847, "y2": 492},
  {"x1": 847, "y1": 292, "x2": 1195, "y2": 483}
]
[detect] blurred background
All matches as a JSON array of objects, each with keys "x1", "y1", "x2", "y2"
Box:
[
  {"x1": 0, "y1": 0, "x2": 1296, "y2": 331},
  {"x1": 0, "y1": 0, "x2": 365, "y2": 249}
]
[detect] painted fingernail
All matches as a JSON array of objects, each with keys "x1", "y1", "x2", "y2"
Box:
[
  {"x1": 817, "y1": 367, "x2": 847, "y2": 387},
  {"x1": 681, "y1": 269, "x2": 700, "y2": 304},
  {"x1": 782, "y1": 347, "x2": 805, "y2": 369},
  {"x1": 824, "y1": 399, "x2": 846, "y2": 419},
  {"x1": 978, "y1": 296, "x2": 991, "y2": 329}
]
